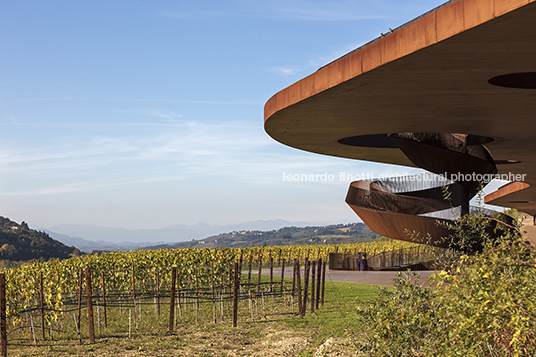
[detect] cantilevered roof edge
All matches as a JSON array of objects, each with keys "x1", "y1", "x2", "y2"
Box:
[{"x1": 264, "y1": 0, "x2": 535, "y2": 122}]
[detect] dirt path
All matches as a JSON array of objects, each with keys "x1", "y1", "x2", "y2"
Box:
[{"x1": 264, "y1": 266, "x2": 438, "y2": 287}]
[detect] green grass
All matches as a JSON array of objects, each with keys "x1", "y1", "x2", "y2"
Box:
[{"x1": 284, "y1": 281, "x2": 383, "y2": 355}]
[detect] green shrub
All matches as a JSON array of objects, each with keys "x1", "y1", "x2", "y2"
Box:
[
  {"x1": 355, "y1": 272, "x2": 434, "y2": 356},
  {"x1": 356, "y1": 215, "x2": 536, "y2": 356}
]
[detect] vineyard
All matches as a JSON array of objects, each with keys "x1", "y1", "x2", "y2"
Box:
[{"x1": 0, "y1": 238, "x2": 419, "y2": 355}]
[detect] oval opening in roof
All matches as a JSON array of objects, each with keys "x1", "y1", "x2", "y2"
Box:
[{"x1": 489, "y1": 72, "x2": 536, "y2": 89}]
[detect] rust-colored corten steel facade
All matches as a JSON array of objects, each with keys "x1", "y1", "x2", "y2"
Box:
[{"x1": 264, "y1": 0, "x2": 536, "y2": 246}]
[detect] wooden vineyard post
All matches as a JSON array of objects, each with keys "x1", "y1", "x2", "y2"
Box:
[
  {"x1": 156, "y1": 269, "x2": 160, "y2": 317},
  {"x1": 295, "y1": 260, "x2": 304, "y2": 318},
  {"x1": 85, "y1": 268, "x2": 95, "y2": 344},
  {"x1": 288, "y1": 248, "x2": 292, "y2": 263},
  {"x1": 0, "y1": 273, "x2": 7, "y2": 357},
  {"x1": 101, "y1": 272, "x2": 107, "y2": 328},
  {"x1": 195, "y1": 264, "x2": 199, "y2": 320},
  {"x1": 292, "y1": 258, "x2": 297, "y2": 295},
  {"x1": 176, "y1": 268, "x2": 182, "y2": 324},
  {"x1": 239, "y1": 250, "x2": 243, "y2": 284},
  {"x1": 232, "y1": 262, "x2": 239, "y2": 327},
  {"x1": 321, "y1": 259, "x2": 326, "y2": 306},
  {"x1": 77, "y1": 268, "x2": 83, "y2": 342},
  {"x1": 303, "y1": 258, "x2": 310, "y2": 316},
  {"x1": 280, "y1": 258, "x2": 286, "y2": 295},
  {"x1": 39, "y1": 272, "x2": 45, "y2": 340},
  {"x1": 131, "y1": 266, "x2": 137, "y2": 328},
  {"x1": 310, "y1": 260, "x2": 316, "y2": 313},
  {"x1": 256, "y1": 252, "x2": 262, "y2": 294},
  {"x1": 211, "y1": 263, "x2": 216, "y2": 323},
  {"x1": 228, "y1": 263, "x2": 233, "y2": 292},
  {"x1": 29, "y1": 314, "x2": 36, "y2": 346},
  {"x1": 97, "y1": 302, "x2": 100, "y2": 335},
  {"x1": 316, "y1": 258, "x2": 322, "y2": 309},
  {"x1": 269, "y1": 250, "x2": 274, "y2": 293},
  {"x1": 169, "y1": 267, "x2": 177, "y2": 335},
  {"x1": 247, "y1": 253, "x2": 253, "y2": 291}
]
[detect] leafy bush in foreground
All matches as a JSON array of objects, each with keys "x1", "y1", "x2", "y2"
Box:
[{"x1": 356, "y1": 216, "x2": 536, "y2": 356}]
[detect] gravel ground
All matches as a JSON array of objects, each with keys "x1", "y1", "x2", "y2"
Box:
[{"x1": 266, "y1": 267, "x2": 438, "y2": 287}]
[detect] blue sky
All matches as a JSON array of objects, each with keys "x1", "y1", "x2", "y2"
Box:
[{"x1": 1, "y1": 0, "x2": 494, "y2": 230}]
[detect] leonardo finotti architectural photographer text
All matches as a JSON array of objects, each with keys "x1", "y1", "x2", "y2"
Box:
[{"x1": 282, "y1": 172, "x2": 527, "y2": 182}]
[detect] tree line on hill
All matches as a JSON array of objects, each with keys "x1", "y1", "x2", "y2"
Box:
[
  {"x1": 143, "y1": 222, "x2": 380, "y2": 250},
  {"x1": 0, "y1": 216, "x2": 81, "y2": 266}
]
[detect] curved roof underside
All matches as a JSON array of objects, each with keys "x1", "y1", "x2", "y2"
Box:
[{"x1": 264, "y1": 0, "x2": 536, "y2": 216}]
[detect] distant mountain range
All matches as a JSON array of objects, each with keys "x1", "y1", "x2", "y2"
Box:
[
  {"x1": 1, "y1": 216, "x2": 377, "y2": 260},
  {"x1": 43, "y1": 219, "x2": 321, "y2": 252}
]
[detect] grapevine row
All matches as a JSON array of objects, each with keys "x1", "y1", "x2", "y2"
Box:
[{"x1": 3, "y1": 238, "x2": 416, "y2": 325}]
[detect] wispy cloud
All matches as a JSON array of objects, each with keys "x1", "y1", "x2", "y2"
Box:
[
  {"x1": 0, "y1": 174, "x2": 192, "y2": 197},
  {"x1": 0, "y1": 120, "x2": 276, "y2": 187},
  {"x1": 265, "y1": 42, "x2": 366, "y2": 77},
  {"x1": 145, "y1": 109, "x2": 183, "y2": 121},
  {"x1": 160, "y1": 0, "x2": 390, "y2": 21},
  {"x1": 235, "y1": 0, "x2": 389, "y2": 21},
  {"x1": 0, "y1": 186, "x2": 81, "y2": 197},
  {"x1": 16, "y1": 97, "x2": 261, "y2": 106},
  {"x1": 1, "y1": 116, "x2": 424, "y2": 194},
  {"x1": 0, "y1": 117, "x2": 19, "y2": 125},
  {"x1": 267, "y1": 66, "x2": 299, "y2": 76}
]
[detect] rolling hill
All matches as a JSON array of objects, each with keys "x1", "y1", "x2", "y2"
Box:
[
  {"x1": 143, "y1": 222, "x2": 380, "y2": 250},
  {"x1": 0, "y1": 216, "x2": 81, "y2": 262}
]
